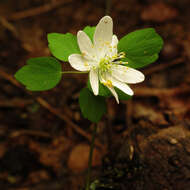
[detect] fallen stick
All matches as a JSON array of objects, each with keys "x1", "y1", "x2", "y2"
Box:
[{"x1": 6, "y1": 0, "x2": 73, "y2": 21}]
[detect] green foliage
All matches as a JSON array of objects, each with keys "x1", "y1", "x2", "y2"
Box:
[
  {"x1": 15, "y1": 57, "x2": 62, "y2": 91},
  {"x1": 83, "y1": 26, "x2": 96, "y2": 41},
  {"x1": 118, "y1": 28, "x2": 163, "y2": 68},
  {"x1": 79, "y1": 88, "x2": 107, "y2": 123},
  {"x1": 48, "y1": 33, "x2": 80, "y2": 61}
]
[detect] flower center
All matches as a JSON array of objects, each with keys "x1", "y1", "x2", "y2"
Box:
[
  {"x1": 97, "y1": 51, "x2": 127, "y2": 88},
  {"x1": 99, "y1": 58, "x2": 112, "y2": 73},
  {"x1": 98, "y1": 52, "x2": 126, "y2": 73}
]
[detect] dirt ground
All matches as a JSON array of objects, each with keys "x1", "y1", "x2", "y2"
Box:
[{"x1": 1, "y1": 0, "x2": 190, "y2": 189}]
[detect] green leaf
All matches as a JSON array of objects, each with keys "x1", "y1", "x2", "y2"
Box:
[
  {"x1": 83, "y1": 26, "x2": 96, "y2": 42},
  {"x1": 79, "y1": 88, "x2": 107, "y2": 123},
  {"x1": 15, "y1": 57, "x2": 62, "y2": 91},
  {"x1": 118, "y1": 28, "x2": 163, "y2": 68},
  {"x1": 122, "y1": 54, "x2": 159, "y2": 68},
  {"x1": 48, "y1": 33, "x2": 80, "y2": 61}
]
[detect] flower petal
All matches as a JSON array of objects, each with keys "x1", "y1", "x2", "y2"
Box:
[
  {"x1": 107, "y1": 86, "x2": 119, "y2": 104},
  {"x1": 77, "y1": 31, "x2": 96, "y2": 60},
  {"x1": 94, "y1": 16, "x2": 113, "y2": 59},
  {"x1": 111, "y1": 65, "x2": 145, "y2": 84},
  {"x1": 111, "y1": 35, "x2": 118, "y2": 47},
  {"x1": 107, "y1": 35, "x2": 118, "y2": 57},
  {"x1": 90, "y1": 68, "x2": 99, "y2": 95},
  {"x1": 111, "y1": 35, "x2": 119, "y2": 50},
  {"x1": 68, "y1": 54, "x2": 91, "y2": 71},
  {"x1": 111, "y1": 77, "x2": 134, "y2": 96}
]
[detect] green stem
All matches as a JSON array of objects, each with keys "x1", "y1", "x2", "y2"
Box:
[
  {"x1": 105, "y1": 0, "x2": 112, "y2": 15},
  {"x1": 61, "y1": 71, "x2": 88, "y2": 74},
  {"x1": 85, "y1": 123, "x2": 98, "y2": 190}
]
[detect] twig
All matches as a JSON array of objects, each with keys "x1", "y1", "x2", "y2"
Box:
[
  {"x1": 0, "y1": 16, "x2": 18, "y2": 38},
  {"x1": 0, "y1": 68, "x2": 103, "y2": 149},
  {"x1": 7, "y1": 0, "x2": 73, "y2": 21},
  {"x1": 36, "y1": 97, "x2": 103, "y2": 148},
  {"x1": 0, "y1": 69, "x2": 21, "y2": 88},
  {"x1": 143, "y1": 57, "x2": 184, "y2": 75},
  {"x1": 9, "y1": 129, "x2": 51, "y2": 138},
  {"x1": 134, "y1": 84, "x2": 190, "y2": 97},
  {"x1": 0, "y1": 98, "x2": 33, "y2": 108}
]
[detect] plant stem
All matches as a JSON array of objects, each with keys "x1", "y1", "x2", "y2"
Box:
[
  {"x1": 105, "y1": 0, "x2": 112, "y2": 15},
  {"x1": 85, "y1": 123, "x2": 98, "y2": 190},
  {"x1": 61, "y1": 71, "x2": 88, "y2": 74}
]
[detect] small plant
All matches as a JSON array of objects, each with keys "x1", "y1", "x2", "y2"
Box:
[{"x1": 15, "y1": 15, "x2": 163, "y2": 190}]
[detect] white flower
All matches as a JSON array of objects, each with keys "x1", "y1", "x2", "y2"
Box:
[{"x1": 68, "y1": 16, "x2": 145, "y2": 103}]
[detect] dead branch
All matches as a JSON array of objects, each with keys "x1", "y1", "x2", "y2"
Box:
[
  {"x1": 6, "y1": 0, "x2": 73, "y2": 21},
  {"x1": 0, "y1": 16, "x2": 18, "y2": 38},
  {"x1": 143, "y1": 57, "x2": 185, "y2": 75},
  {"x1": 0, "y1": 98, "x2": 33, "y2": 108},
  {"x1": 9, "y1": 129, "x2": 51, "y2": 138},
  {"x1": 134, "y1": 83, "x2": 190, "y2": 97}
]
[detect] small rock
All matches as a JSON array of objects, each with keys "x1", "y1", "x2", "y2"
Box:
[
  {"x1": 169, "y1": 138, "x2": 178, "y2": 145},
  {"x1": 67, "y1": 143, "x2": 102, "y2": 173},
  {"x1": 161, "y1": 41, "x2": 180, "y2": 60},
  {"x1": 141, "y1": 2, "x2": 178, "y2": 22}
]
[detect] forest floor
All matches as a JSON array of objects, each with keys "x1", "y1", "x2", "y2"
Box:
[{"x1": 0, "y1": 0, "x2": 190, "y2": 189}]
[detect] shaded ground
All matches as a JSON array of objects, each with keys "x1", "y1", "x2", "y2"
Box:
[{"x1": 0, "y1": 0, "x2": 190, "y2": 189}]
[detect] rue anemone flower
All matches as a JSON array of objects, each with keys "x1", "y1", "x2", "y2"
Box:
[{"x1": 68, "y1": 16, "x2": 145, "y2": 103}]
